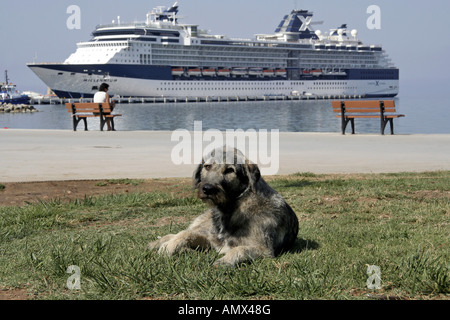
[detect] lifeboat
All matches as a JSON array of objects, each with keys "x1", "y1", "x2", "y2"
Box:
[
  {"x1": 231, "y1": 68, "x2": 248, "y2": 76},
  {"x1": 312, "y1": 69, "x2": 323, "y2": 76},
  {"x1": 202, "y1": 68, "x2": 217, "y2": 77},
  {"x1": 263, "y1": 69, "x2": 275, "y2": 77},
  {"x1": 275, "y1": 69, "x2": 287, "y2": 77},
  {"x1": 249, "y1": 68, "x2": 263, "y2": 76},
  {"x1": 187, "y1": 68, "x2": 202, "y2": 77},
  {"x1": 217, "y1": 68, "x2": 231, "y2": 77},
  {"x1": 171, "y1": 67, "x2": 184, "y2": 76}
]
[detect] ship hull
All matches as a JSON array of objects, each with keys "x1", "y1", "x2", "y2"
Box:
[
  {"x1": 28, "y1": 63, "x2": 399, "y2": 99},
  {"x1": 0, "y1": 96, "x2": 30, "y2": 105}
]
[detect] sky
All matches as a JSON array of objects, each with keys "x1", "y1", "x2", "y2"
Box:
[{"x1": 1, "y1": 0, "x2": 449, "y2": 97}]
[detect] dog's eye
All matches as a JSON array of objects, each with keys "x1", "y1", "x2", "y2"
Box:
[
  {"x1": 224, "y1": 168, "x2": 235, "y2": 175},
  {"x1": 204, "y1": 164, "x2": 212, "y2": 171}
]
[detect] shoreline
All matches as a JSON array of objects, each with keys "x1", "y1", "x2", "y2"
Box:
[{"x1": 1, "y1": 129, "x2": 450, "y2": 183}]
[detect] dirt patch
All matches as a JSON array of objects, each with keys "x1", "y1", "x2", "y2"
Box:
[
  {"x1": 0, "y1": 179, "x2": 193, "y2": 207},
  {"x1": 413, "y1": 190, "x2": 450, "y2": 200},
  {"x1": 0, "y1": 288, "x2": 29, "y2": 300}
]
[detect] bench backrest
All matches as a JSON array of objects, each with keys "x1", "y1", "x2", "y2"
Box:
[
  {"x1": 332, "y1": 100, "x2": 396, "y2": 114},
  {"x1": 66, "y1": 103, "x2": 113, "y2": 114}
]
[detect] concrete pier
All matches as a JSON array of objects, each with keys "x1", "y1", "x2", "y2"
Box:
[{"x1": 1, "y1": 129, "x2": 449, "y2": 183}]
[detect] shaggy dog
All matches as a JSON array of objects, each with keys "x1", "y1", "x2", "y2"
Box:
[{"x1": 148, "y1": 147, "x2": 299, "y2": 266}]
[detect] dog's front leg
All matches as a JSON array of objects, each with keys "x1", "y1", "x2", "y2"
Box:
[
  {"x1": 147, "y1": 234, "x2": 176, "y2": 251},
  {"x1": 214, "y1": 245, "x2": 272, "y2": 267},
  {"x1": 155, "y1": 231, "x2": 211, "y2": 256}
]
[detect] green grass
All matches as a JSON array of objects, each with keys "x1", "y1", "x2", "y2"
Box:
[{"x1": 0, "y1": 172, "x2": 449, "y2": 300}]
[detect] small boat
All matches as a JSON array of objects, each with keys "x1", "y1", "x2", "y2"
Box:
[
  {"x1": 172, "y1": 67, "x2": 184, "y2": 76},
  {"x1": 187, "y1": 68, "x2": 202, "y2": 76},
  {"x1": 231, "y1": 68, "x2": 248, "y2": 76},
  {"x1": 1, "y1": 71, "x2": 29, "y2": 105},
  {"x1": 202, "y1": 68, "x2": 217, "y2": 77},
  {"x1": 263, "y1": 69, "x2": 275, "y2": 77},
  {"x1": 217, "y1": 68, "x2": 231, "y2": 77},
  {"x1": 312, "y1": 69, "x2": 323, "y2": 76},
  {"x1": 275, "y1": 69, "x2": 287, "y2": 77},
  {"x1": 249, "y1": 68, "x2": 263, "y2": 76},
  {"x1": 325, "y1": 69, "x2": 347, "y2": 76}
]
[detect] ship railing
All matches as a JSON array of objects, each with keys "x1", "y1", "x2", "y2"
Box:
[
  {"x1": 26, "y1": 62, "x2": 65, "y2": 66},
  {"x1": 95, "y1": 21, "x2": 182, "y2": 31}
]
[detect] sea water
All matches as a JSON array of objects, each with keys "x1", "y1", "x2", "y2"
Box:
[{"x1": 0, "y1": 95, "x2": 448, "y2": 134}]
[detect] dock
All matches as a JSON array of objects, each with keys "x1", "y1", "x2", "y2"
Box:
[
  {"x1": 29, "y1": 94, "x2": 366, "y2": 105},
  {"x1": 1, "y1": 130, "x2": 449, "y2": 183}
]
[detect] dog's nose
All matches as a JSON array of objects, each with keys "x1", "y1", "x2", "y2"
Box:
[{"x1": 202, "y1": 184, "x2": 218, "y2": 196}]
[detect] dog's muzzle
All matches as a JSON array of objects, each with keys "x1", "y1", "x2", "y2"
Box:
[
  {"x1": 201, "y1": 184, "x2": 219, "y2": 197},
  {"x1": 198, "y1": 183, "x2": 228, "y2": 206}
]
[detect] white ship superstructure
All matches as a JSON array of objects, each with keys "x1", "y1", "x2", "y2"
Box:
[{"x1": 28, "y1": 3, "x2": 399, "y2": 99}]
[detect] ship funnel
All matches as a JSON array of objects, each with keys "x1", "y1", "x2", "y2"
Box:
[
  {"x1": 275, "y1": 9, "x2": 318, "y2": 39},
  {"x1": 167, "y1": 2, "x2": 179, "y2": 14}
]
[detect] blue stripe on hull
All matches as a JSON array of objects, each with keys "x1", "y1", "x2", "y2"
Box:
[
  {"x1": 348, "y1": 68, "x2": 399, "y2": 80},
  {"x1": 29, "y1": 64, "x2": 399, "y2": 82},
  {"x1": 52, "y1": 90, "x2": 94, "y2": 99},
  {"x1": 30, "y1": 64, "x2": 173, "y2": 81},
  {"x1": 365, "y1": 93, "x2": 399, "y2": 98}
]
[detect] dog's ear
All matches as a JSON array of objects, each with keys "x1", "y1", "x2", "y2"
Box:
[
  {"x1": 244, "y1": 161, "x2": 261, "y2": 192},
  {"x1": 193, "y1": 163, "x2": 203, "y2": 189}
]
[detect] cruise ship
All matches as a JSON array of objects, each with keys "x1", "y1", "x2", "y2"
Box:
[{"x1": 28, "y1": 3, "x2": 399, "y2": 99}]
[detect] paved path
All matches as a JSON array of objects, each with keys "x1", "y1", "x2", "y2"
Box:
[{"x1": 1, "y1": 130, "x2": 449, "y2": 182}]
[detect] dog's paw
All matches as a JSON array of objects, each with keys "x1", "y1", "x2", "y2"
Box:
[
  {"x1": 157, "y1": 239, "x2": 183, "y2": 256},
  {"x1": 147, "y1": 240, "x2": 161, "y2": 251},
  {"x1": 213, "y1": 257, "x2": 235, "y2": 268},
  {"x1": 148, "y1": 234, "x2": 176, "y2": 252}
]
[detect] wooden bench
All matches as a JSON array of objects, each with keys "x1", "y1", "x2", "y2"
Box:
[
  {"x1": 66, "y1": 103, "x2": 122, "y2": 131},
  {"x1": 332, "y1": 100, "x2": 405, "y2": 135}
]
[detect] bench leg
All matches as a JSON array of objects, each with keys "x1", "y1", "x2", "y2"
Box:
[
  {"x1": 381, "y1": 118, "x2": 394, "y2": 135},
  {"x1": 100, "y1": 116, "x2": 106, "y2": 132},
  {"x1": 342, "y1": 118, "x2": 348, "y2": 135},
  {"x1": 342, "y1": 118, "x2": 354, "y2": 135},
  {"x1": 350, "y1": 119, "x2": 355, "y2": 135},
  {"x1": 389, "y1": 119, "x2": 394, "y2": 135},
  {"x1": 381, "y1": 119, "x2": 387, "y2": 135},
  {"x1": 73, "y1": 117, "x2": 88, "y2": 131},
  {"x1": 100, "y1": 117, "x2": 116, "y2": 131},
  {"x1": 83, "y1": 118, "x2": 88, "y2": 131}
]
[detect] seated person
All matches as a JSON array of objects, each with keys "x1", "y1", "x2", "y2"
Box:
[{"x1": 93, "y1": 83, "x2": 116, "y2": 131}]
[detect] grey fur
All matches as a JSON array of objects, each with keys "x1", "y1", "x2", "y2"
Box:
[{"x1": 148, "y1": 147, "x2": 299, "y2": 266}]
